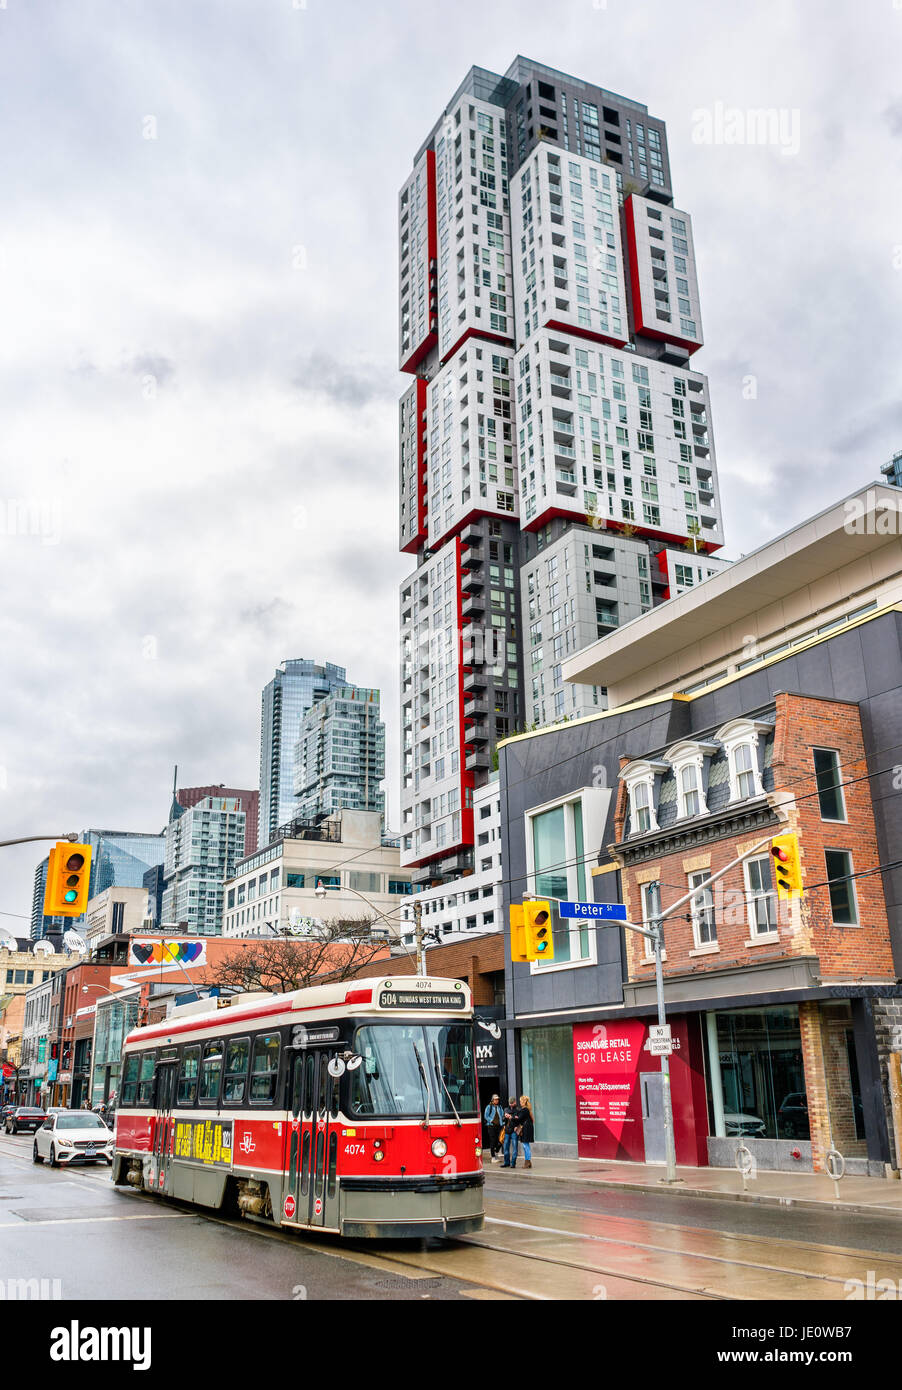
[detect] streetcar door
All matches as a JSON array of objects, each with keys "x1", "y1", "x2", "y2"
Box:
[
  {"x1": 307, "y1": 1051, "x2": 340, "y2": 1229},
  {"x1": 282, "y1": 1052, "x2": 306, "y2": 1225},
  {"x1": 152, "y1": 1062, "x2": 178, "y2": 1191}
]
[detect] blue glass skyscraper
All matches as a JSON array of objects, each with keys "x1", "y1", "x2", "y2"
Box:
[{"x1": 258, "y1": 659, "x2": 348, "y2": 844}]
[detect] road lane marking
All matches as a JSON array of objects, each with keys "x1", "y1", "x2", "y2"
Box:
[{"x1": 0, "y1": 1212, "x2": 190, "y2": 1227}]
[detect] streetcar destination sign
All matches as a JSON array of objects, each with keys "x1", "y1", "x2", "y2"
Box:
[
  {"x1": 378, "y1": 989, "x2": 467, "y2": 1010},
  {"x1": 558, "y1": 900, "x2": 627, "y2": 921}
]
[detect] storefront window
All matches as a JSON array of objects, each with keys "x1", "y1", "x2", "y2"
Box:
[
  {"x1": 520, "y1": 1025, "x2": 577, "y2": 1144},
  {"x1": 706, "y1": 1006, "x2": 809, "y2": 1141}
]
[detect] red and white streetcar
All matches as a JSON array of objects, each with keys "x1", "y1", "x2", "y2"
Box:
[{"x1": 112, "y1": 975, "x2": 485, "y2": 1239}]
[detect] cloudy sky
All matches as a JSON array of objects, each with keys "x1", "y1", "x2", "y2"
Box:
[{"x1": 1, "y1": 0, "x2": 900, "y2": 923}]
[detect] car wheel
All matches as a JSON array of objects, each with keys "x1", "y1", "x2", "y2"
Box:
[
  {"x1": 49, "y1": 1144, "x2": 58, "y2": 1169},
  {"x1": 10, "y1": 1123, "x2": 17, "y2": 1135},
  {"x1": 33, "y1": 1141, "x2": 44, "y2": 1164}
]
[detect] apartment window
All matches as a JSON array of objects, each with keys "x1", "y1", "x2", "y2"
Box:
[
  {"x1": 825, "y1": 850, "x2": 857, "y2": 925},
  {"x1": 813, "y1": 748, "x2": 846, "y2": 821},
  {"x1": 688, "y1": 872, "x2": 716, "y2": 946},
  {"x1": 641, "y1": 880, "x2": 662, "y2": 960},
  {"x1": 733, "y1": 743, "x2": 757, "y2": 799},
  {"x1": 632, "y1": 780, "x2": 652, "y2": 832},
  {"x1": 745, "y1": 857, "x2": 778, "y2": 936},
  {"x1": 679, "y1": 765, "x2": 701, "y2": 818}
]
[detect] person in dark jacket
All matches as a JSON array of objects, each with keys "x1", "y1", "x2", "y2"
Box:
[
  {"x1": 501, "y1": 1096, "x2": 519, "y2": 1168},
  {"x1": 516, "y1": 1095, "x2": 535, "y2": 1169},
  {"x1": 484, "y1": 1094, "x2": 504, "y2": 1161}
]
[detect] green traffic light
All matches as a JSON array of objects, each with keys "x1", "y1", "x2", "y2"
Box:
[{"x1": 64, "y1": 890, "x2": 78, "y2": 903}]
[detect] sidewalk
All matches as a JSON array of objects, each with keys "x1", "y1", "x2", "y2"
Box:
[{"x1": 485, "y1": 1155, "x2": 902, "y2": 1217}]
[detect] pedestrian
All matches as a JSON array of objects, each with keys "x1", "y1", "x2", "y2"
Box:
[
  {"x1": 484, "y1": 1093, "x2": 504, "y2": 1162},
  {"x1": 517, "y1": 1095, "x2": 535, "y2": 1169},
  {"x1": 501, "y1": 1095, "x2": 519, "y2": 1168}
]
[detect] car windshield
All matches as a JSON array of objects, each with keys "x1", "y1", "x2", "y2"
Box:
[
  {"x1": 351, "y1": 1023, "x2": 477, "y2": 1117},
  {"x1": 56, "y1": 1113, "x2": 108, "y2": 1131},
  {"x1": 18, "y1": 1108, "x2": 44, "y2": 1115}
]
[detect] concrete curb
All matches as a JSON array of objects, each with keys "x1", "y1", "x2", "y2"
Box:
[{"x1": 485, "y1": 1166, "x2": 902, "y2": 1219}]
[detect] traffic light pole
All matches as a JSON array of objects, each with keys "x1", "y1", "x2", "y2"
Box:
[{"x1": 0, "y1": 833, "x2": 79, "y2": 849}]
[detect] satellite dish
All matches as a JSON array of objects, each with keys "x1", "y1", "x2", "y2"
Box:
[
  {"x1": 32, "y1": 939, "x2": 54, "y2": 957},
  {"x1": 345, "y1": 1055, "x2": 363, "y2": 1072},
  {"x1": 63, "y1": 930, "x2": 87, "y2": 954},
  {"x1": 0, "y1": 929, "x2": 17, "y2": 952},
  {"x1": 327, "y1": 1057, "x2": 346, "y2": 1078}
]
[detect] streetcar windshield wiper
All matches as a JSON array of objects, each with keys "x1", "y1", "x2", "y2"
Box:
[
  {"x1": 411, "y1": 1041, "x2": 430, "y2": 1130},
  {"x1": 431, "y1": 1041, "x2": 461, "y2": 1127}
]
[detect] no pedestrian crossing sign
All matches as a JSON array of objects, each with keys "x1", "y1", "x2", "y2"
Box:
[{"x1": 558, "y1": 900, "x2": 627, "y2": 921}]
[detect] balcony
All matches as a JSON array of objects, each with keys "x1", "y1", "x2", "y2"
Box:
[
  {"x1": 463, "y1": 670, "x2": 487, "y2": 691},
  {"x1": 460, "y1": 567, "x2": 484, "y2": 592},
  {"x1": 463, "y1": 698, "x2": 488, "y2": 718},
  {"x1": 466, "y1": 723, "x2": 489, "y2": 743},
  {"x1": 462, "y1": 593, "x2": 484, "y2": 618},
  {"x1": 555, "y1": 470, "x2": 577, "y2": 494},
  {"x1": 552, "y1": 415, "x2": 574, "y2": 439},
  {"x1": 554, "y1": 443, "x2": 576, "y2": 461},
  {"x1": 465, "y1": 751, "x2": 491, "y2": 772},
  {"x1": 549, "y1": 372, "x2": 571, "y2": 397}
]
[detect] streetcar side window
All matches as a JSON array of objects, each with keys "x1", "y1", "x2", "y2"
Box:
[
  {"x1": 137, "y1": 1052, "x2": 156, "y2": 1106},
  {"x1": 223, "y1": 1037, "x2": 250, "y2": 1104},
  {"x1": 121, "y1": 1053, "x2": 140, "y2": 1107},
  {"x1": 199, "y1": 1040, "x2": 224, "y2": 1106},
  {"x1": 177, "y1": 1045, "x2": 201, "y2": 1106},
  {"x1": 249, "y1": 1032, "x2": 281, "y2": 1105}
]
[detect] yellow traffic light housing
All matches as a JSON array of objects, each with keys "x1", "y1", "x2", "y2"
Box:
[
  {"x1": 509, "y1": 903, "x2": 529, "y2": 962},
  {"x1": 771, "y1": 833, "x2": 802, "y2": 899},
  {"x1": 43, "y1": 842, "x2": 92, "y2": 917},
  {"x1": 523, "y1": 900, "x2": 554, "y2": 961}
]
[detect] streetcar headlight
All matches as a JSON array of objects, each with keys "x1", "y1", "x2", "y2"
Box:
[
  {"x1": 431, "y1": 1139, "x2": 447, "y2": 1158},
  {"x1": 373, "y1": 1150, "x2": 385, "y2": 1163}
]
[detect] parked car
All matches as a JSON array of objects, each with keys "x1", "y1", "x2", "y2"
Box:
[
  {"x1": 32, "y1": 1110, "x2": 113, "y2": 1168},
  {"x1": 723, "y1": 1112, "x2": 767, "y2": 1138},
  {"x1": 5, "y1": 1106, "x2": 48, "y2": 1135},
  {"x1": 778, "y1": 1092, "x2": 809, "y2": 1139},
  {"x1": 0, "y1": 1104, "x2": 16, "y2": 1125}
]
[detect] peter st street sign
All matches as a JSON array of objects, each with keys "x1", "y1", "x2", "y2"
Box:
[{"x1": 558, "y1": 901, "x2": 627, "y2": 921}]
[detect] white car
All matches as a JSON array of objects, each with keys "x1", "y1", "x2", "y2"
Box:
[{"x1": 32, "y1": 1109, "x2": 114, "y2": 1168}]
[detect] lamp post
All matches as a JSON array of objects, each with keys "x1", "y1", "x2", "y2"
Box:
[{"x1": 313, "y1": 881, "x2": 431, "y2": 976}]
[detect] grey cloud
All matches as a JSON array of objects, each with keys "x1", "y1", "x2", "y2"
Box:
[{"x1": 292, "y1": 352, "x2": 395, "y2": 408}]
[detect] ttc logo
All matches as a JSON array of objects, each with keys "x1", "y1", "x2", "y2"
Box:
[{"x1": 238, "y1": 1131, "x2": 256, "y2": 1156}]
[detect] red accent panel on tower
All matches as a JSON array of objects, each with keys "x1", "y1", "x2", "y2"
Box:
[
  {"x1": 401, "y1": 377, "x2": 430, "y2": 554},
  {"x1": 543, "y1": 319, "x2": 628, "y2": 350},
  {"x1": 656, "y1": 548, "x2": 671, "y2": 601},
  {"x1": 623, "y1": 196, "x2": 702, "y2": 357},
  {"x1": 440, "y1": 326, "x2": 515, "y2": 368},
  {"x1": 455, "y1": 535, "x2": 475, "y2": 853}
]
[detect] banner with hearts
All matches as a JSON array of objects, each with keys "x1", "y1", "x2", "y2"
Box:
[{"x1": 128, "y1": 938, "x2": 207, "y2": 968}]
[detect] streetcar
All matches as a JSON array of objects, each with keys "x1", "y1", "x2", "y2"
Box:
[{"x1": 112, "y1": 975, "x2": 484, "y2": 1239}]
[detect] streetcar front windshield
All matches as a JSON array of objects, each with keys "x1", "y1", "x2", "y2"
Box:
[{"x1": 351, "y1": 1023, "x2": 477, "y2": 1117}]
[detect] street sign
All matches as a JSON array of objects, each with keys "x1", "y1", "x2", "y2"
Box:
[
  {"x1": 648, "y1": 1024, "x2": 671, "y2": 1041},
  {"x1": 646, "y1": 1039, "x2": 673, "y2": 1056},
  {"x1": 558, "y1": 900, "x2": 627, "y2": 921}
]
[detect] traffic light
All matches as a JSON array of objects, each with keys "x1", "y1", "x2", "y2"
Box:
[
  {"x1": 509, "y1": 904, "x2": 529, "y2": 963},
  {"x1": 43, "y1": 841, "x2": 92, "y2": 917},
  {"x1": 771, "y1": 833, "x2": 803, "y2": 899},
  {"x1": 523, "y1": 900, "x2": 554, "y2": 962}
]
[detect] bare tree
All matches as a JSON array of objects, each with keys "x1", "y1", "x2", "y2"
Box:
[{"x1": 201, "y1": 916, "x2": 390, "y2": 995}]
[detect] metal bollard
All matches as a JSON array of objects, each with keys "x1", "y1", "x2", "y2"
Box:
[
  {"x1": 736, "y1": 1143, "x2": 755, "y2": 1192},
  {"x1": 825, "y1": 1147, "x2": 845, "y2": 1201}
]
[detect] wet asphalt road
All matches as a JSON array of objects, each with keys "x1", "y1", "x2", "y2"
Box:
[{"x1": 2, "y1": 1130, "x2": 900, "y2": 1300}]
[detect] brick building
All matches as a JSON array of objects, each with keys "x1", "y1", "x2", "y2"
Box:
[{"x1": 612, "y1": 692, "x2": 895, "y2": 1172}]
